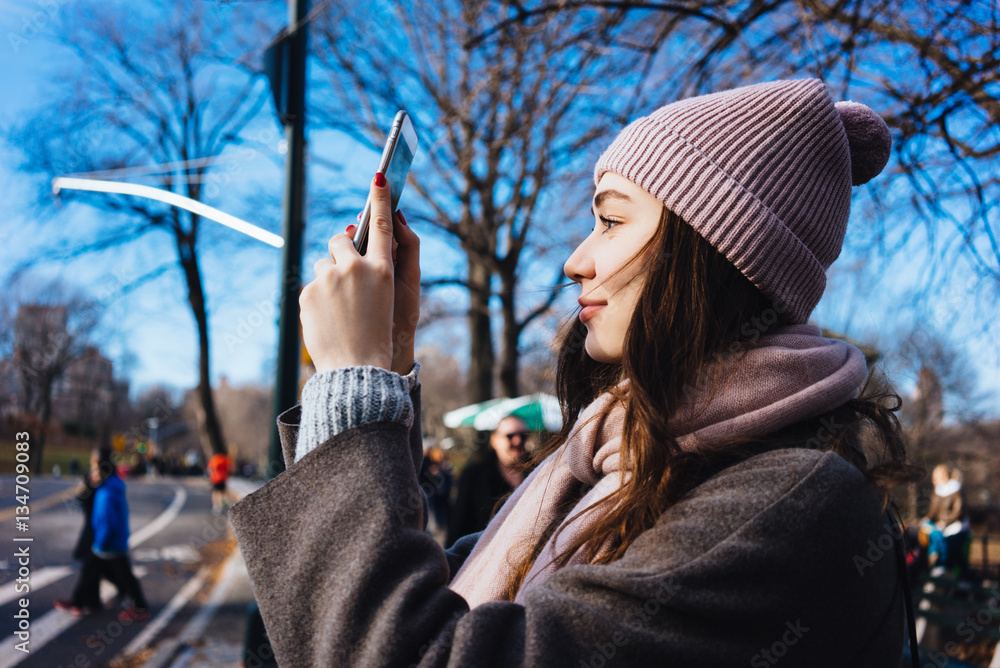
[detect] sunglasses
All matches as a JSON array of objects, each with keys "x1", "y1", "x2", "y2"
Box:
[{"x1": 503, "y1": 432, "x2": 529, "y2": 441}]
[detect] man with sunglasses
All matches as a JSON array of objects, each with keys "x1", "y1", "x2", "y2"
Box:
[{"x1": 446, "y1": 416, "x2": 532, "y2": 548}]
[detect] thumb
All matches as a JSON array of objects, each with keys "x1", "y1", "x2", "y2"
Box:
[{"x1": 366, "y1": 171, "x2": 394, "y2": 263}]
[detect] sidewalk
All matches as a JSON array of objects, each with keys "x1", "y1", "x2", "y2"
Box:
[{"x1": 143, "y1": 478, "x2": 265, "y2": 668}]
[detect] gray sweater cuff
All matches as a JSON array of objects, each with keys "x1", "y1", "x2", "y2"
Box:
[{"x1": 295, "y1": 361, "x2": 420, "y2": 463}]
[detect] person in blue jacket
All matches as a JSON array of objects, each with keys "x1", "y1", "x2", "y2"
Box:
[{"x1": 55, "y1": 447, "x2": 150, "y2": 622}]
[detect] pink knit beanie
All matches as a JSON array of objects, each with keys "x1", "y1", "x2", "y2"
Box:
[{"x1": 594, "y1": 78, "x2": 892, "y2": 324}]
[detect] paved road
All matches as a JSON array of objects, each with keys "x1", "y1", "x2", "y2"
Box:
[
  {"x1": 0, "y1": 474, "x2": 240, "y2": 668},
  {"x1": 0, "y1": 478, "x2": 80, "y2": 513}
]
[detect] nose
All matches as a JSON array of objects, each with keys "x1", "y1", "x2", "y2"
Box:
[{"x1": 564, "y1": 234, "x2": 596, "y2": 283}]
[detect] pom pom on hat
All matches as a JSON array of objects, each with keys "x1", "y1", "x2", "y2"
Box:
[{"x1": 835, "y1": 101, "x2": 892, "y2": 186}]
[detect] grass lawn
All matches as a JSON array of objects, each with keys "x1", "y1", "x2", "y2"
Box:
[{"x1": 0, "y1": 438, "x2": 95, "y2": 476}]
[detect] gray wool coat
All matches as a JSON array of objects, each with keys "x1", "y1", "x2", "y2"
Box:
[{"x1": 229, "y1": 385, "x2": 905, "y2": 667}]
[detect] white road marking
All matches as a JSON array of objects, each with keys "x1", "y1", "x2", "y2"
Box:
[
  {"x1": 0, "y1": 565, "x2": 152, "y2": 668},
  {"x1": 141, "y1": 551, "x2": 241, "y2": 668},
  {"x1": 120, "y1": 566, "x2": 211, "y2": 665},
  {"x1": 130, "y1": 487, "x2": 187, "y2": 548},
  {"x1": 0, "y1": 566, "x2": 73, "y2": 607},
  {"x1": 133, "y1": 545, "x2": 201, "y2": 563},
  {"x1": 0, "y1": 486, "x2": 185, "y2": 667}
]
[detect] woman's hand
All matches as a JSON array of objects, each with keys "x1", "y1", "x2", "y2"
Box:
[
  {"x1": 300, "y1": 172, "x2": 420, "y2": 375},
  {"x1": 383, "y1": 205, "x2": 420, "y2": 375}
]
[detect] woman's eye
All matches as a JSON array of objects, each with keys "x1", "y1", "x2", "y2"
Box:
[{"x1": 599, "y1": 215, "x2": 622, "y2": 233}]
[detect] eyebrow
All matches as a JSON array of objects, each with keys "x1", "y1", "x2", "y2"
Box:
[{"x1": 592, "y1": 189, "x2": 633, "y2": 209}]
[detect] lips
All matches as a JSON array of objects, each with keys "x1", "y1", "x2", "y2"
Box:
[
  {"x1": 579, "y1": 305, "x2": 605, "y2": 323},
  {"x1": 578, "y1": 297, "x2": 607, "y2": 324}
]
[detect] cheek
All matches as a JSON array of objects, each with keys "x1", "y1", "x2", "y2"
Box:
[
  {"x1": 594, "y1": 250, "x2": 630, "y2": 289},
  {"x1": 618, "y1": 280, "x2": 646, "y2": 321}
]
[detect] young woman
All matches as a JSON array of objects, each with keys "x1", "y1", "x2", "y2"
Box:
[{"x1": 231, "y1": 78, "x2": 922, "y2": 667}]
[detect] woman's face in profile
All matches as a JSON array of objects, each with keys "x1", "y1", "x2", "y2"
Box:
[{"x1": 564, "y1": 172, "x2": 664, "y2": 362}]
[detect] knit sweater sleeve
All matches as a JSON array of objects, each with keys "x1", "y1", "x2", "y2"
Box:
[
  {"x1": 295, "y1": 361, "x2": 421, "y2": 462},
  {"x1": 230, "y1": 436, "x2": 905, "y2": 667}
]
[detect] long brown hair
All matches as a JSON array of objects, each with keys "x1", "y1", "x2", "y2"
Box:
[{"x1": 503, "y1": 207, "x2": 923, "y2": 601}]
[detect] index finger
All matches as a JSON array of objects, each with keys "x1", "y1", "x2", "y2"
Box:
[{"x1": 366, "y1": 171, "x2": 394, "y2": 264}]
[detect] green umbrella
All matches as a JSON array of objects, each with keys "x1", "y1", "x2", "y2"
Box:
[{"x1": 443, "y1": 393, "x2": 561, "y2": 432}]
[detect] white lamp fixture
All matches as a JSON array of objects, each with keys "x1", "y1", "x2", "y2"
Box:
[{"x1": 52, "y1": 177, "x2": 284, "y2": 249}]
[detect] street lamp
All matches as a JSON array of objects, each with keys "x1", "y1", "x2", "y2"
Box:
[{"x1": 51, "y1": 177, "x2": 284, "y2": 248}]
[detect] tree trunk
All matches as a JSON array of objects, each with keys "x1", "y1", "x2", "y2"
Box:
[
  {"x1": 32, "y1": 391, "x2": 53, "y2": 475},
  {"x1": 498, "y1": 271, "x2": 519, "y2": 399},
  {"x1": 467, "y1": 257, "x2": 494, "y2": 403},
  {"x1": 906, "y1": 429, "x2": 928, "y2": 521},
  {"x1": 179, "y1": 239, "x2": 227, "y2": 457}
]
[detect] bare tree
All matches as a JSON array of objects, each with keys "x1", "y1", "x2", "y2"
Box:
[
  {"x1": 211, "y1": 378, "x2": 272, "y2": 472},
  {"x1": 311, "y1": 0, "x2": 661, "y2": 401},
  {"x1": 881, "y1": 324, "x2": 985, "y2": 518},
  {"x1": 416, "y1": 345, "x2": 470, "y2": 442},
  {"x1": 9, "y1": 1, "x2": 277, "y2": 457},
  {"x1": 486, "y1": 0, "x2": 1000, "y2": 304},
  {"x1": 895, "y1": 326, "x2": 984, "y2": 425},
  {"x1": 7, "y1": 280, "x2": 101, "y2": 473}
]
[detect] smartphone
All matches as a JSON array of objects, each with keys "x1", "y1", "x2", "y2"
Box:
[{"x1": 354, "y1": 110, "x2": 419, "y2": 255}]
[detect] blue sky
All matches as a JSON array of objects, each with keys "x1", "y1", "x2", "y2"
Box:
[
  {"x1": 0, "y1": 1, "x2": 466, "y2": 394},
  {"x1": 2, "y1": 1, "x2": 997, "y2": 419}
]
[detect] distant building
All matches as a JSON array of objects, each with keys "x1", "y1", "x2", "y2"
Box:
[
  {"x1": 51, "y1": 346, "x2": 112, "y2": 425},
  {"x1": 2, "y1": 304, "x2": 127, "y2": 438},
  {"x1": 911, "y1": 366, "x2": 944, "y2": 429}
]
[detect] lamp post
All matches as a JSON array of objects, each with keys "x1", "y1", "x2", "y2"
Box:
[
  {"x1": 265, "y1": 0, "x2": 308, "y2": 481},
  {"x1": 243, "y1": 2, "x2": 308, "y2": 664}
]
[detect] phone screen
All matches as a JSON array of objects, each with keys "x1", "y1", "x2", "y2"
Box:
[
  {"x1": 384, "y1": 134, "x2": 413, "y2": 214},
  {"x1": 356, "y1": 113, "x2": 417, "y2": 255}
]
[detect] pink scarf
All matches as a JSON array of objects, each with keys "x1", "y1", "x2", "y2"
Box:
[{"x1": 447, "y1": 323, "x2": 868, "y2": 607}]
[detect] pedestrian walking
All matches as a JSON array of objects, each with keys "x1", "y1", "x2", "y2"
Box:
[
  {"x1": 446, "y1": 415, "x2": 530, "y2": 547},
  {"x1": 208, "y1": 451, "x2": 232, "y2": 514},
  {"x1": 54, "y1": 447, "x2": 150, "y2": 622},
  {"x1": 419, "y1": 442, "x2": 453, "y2": 546},
  {"x1": 230, "y1": 79, "x2": 922, "y2": 666},
  {"x1": 52, "y1": 468, "x2": 102, "y2": 615}
]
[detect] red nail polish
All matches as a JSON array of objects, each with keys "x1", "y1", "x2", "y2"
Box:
[
  {"x1": 346, "y1": 224, "x2": 356, "y2": 234},
  {"x1": 374, "y1": 171, "x2": 386, "y2": 188},
  {"x1": 357, "y1": 212, "x2": 362, "y2": 220},
  {"x1": 397, "y1": 210, "x2": 407, "y2": 226}
]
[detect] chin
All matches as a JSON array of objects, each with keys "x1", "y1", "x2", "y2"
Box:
[{"x1": 584, "y1": 335, "x2": 622, "y2": 364}]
